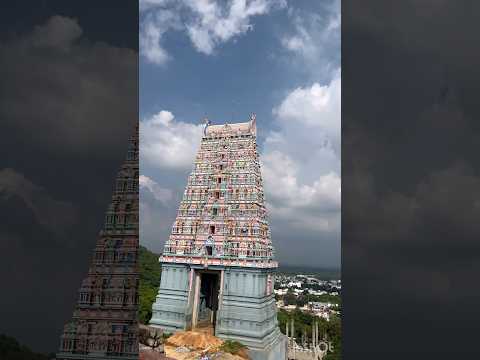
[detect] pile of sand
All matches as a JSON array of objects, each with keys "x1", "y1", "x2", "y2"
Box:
[
  {"x1": 161, "y1": 331, "x2": 250, "y2": 360},
  {"x1": 166, "y1": 331, "x2": 223, "y2": 351}
]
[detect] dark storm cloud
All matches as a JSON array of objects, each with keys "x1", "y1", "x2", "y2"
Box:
[
  {"x1": 0, "y1": 13, "x2": 137, "y2": 354},
  {"x1": 0, "y1": 168, "x2": 77, "y2": 239},
  {"x1": 343, "y1": 1, "x2": 480, "y2": 358},
  {"x1": 0, "y1": 15, "x2": 137, "y2": 155}
]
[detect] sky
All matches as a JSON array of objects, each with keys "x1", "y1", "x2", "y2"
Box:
[{"x1": 138, "y1": 0, "x2": 341, "y2": 269}]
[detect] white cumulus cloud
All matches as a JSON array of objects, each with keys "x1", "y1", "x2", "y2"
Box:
[
  {"x1": 273, "y1": 69, "x2": 341, "y2": 154},
  {"x1": 261, "y1": 69, "x2": 341, "y2": 232},
  {"x1": 139, "y1": 0, "x2": 286, "y2": 64},
  {"x1": 139, "y1": 175, "x2": 173, "y2": 204},
  {"x1": 140, "y1": 110, "x2": 204, "y2": 169},
  {"x1": 280, "y1": 0, "x2": 340, "y2": 78},
  {"x1": 184, "y1": 0, "x2": 285, "y2": 54},
  {"x1": 140, "y1": 7, "x2": 181, "y2": 65}
]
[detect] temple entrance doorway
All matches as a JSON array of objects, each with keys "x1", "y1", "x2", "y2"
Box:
[{"x1": 192, "y1": 270, "x2": 220, "y2": 335}]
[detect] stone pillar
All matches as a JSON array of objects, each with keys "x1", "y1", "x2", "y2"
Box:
[
  {"x1": 218, "y1": 270, "x2": 225, "y2": 313},
  {"x1": 187, "y1": 268, "x2": 195, "y2": 307},
  {"x1": 192, "y1": 272, "x2": 201, "y2": 328}
]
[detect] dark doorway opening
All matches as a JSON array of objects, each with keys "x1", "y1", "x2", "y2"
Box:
[
  {"x1": 196, "y1": 271, "x2": 220, "y2": 333},
  {"x1": 206, "y1": 245, "x2": 213, "y2": 256}
]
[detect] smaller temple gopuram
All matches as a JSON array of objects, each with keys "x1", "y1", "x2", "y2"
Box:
[{"x1": 57, "y1": 126, "x2": 139, "y2": 360}]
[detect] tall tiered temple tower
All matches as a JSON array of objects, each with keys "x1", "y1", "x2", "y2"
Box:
[
  {"x1": 150, "y1": 115, "x2": 287, "y2": 360},
  {"x1": 57, "y1": 126, "x2": 139, "y2": 360}
]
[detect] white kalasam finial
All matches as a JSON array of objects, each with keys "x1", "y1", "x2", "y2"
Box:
[
  {"x1": 249, "y1": 112, "x2": 256, "y2": 133},
  {"x1": 202, "y1": 117, "x2": 211, "y2": 136}
]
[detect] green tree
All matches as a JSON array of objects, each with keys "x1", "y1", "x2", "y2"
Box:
[
  {"x1": 323, "y1": 313, "x2": 341, "y2": 360},
  {"x1": 296, "y1": 294, "x2": 308, "y2": 307},
  {"x1": 138, "y1": 246, "x2": 162, "y2": 324},
  {"x1": 283, "y1": 289, "x2": 297, "y2": 306},
  {"x1": 277, "y1": 309, "x2": 341, "y2": 360},
  {"x1": 0, "y1": 334, "x2": 51, "y2": 360}
]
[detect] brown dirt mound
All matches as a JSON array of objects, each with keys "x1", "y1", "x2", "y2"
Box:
[
  {"x1": 166, "y1": 331, "x2": 223, "y2": 351},
  {"x1": 234, "y1": 348, "x2": 249, "y2": 359}
]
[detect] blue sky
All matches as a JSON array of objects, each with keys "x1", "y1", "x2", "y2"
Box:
[{"x1": 139, "y1": 0, "x2": 340, "y2": 269}]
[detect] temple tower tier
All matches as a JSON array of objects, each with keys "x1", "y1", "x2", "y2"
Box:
[{"x1": 150, "y1": 116, "x2": 287, "y2": 360}]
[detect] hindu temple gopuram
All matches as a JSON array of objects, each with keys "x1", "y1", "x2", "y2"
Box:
[
  {"x1": 150, "y1": 114, "x2": 287, "y2": 359},
  {"x1": 57, "y1": 126, "x2": 139, "y2": 359}
]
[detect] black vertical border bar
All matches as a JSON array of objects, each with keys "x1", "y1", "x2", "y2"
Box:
[
  {"x1": 0, "y1": 1, "x2": 139, "y2": 358},
  {"x1": 343, "y1": 1, "x2": 480, "y2": 359}
]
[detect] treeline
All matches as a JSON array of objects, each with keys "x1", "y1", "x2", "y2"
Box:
[
  {"x1": 138, "y1": 245, "x2": 162, "y2": 324},
  {"x1": 0, "y1": 334, "x2": 54, "y2": 360},
  {"x1": 280, "y1": 289, "x2": 341, "y2": 308},
  {"x1": 277, "y1": 309, "x2": 341, "y2": 360}
]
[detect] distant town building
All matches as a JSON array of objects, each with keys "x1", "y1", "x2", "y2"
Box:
[
  {"x1": 57, "y1": 127, "x2": 139, "y2": 359},
  {"x1": 274, "y1": 289, "x2": 288, "y2": 296},
  {"x1": 288, "y1": 281, "x2": 303, "y2": 288},
  {"x1": 149, "y1": 115, "x2": 286, "y2": 360}
]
